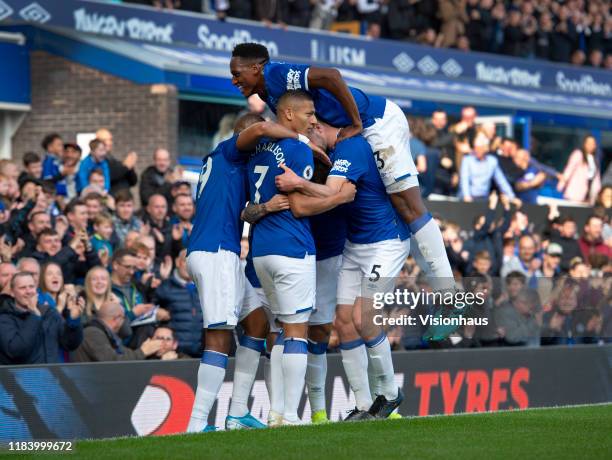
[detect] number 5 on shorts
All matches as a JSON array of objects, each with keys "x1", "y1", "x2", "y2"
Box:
[{"x1": 369, "y1": 264, "x2": 381, "y2": 282}]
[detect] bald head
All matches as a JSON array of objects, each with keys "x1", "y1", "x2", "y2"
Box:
[
  {"x1": 147, "y1": 194, "x2": 168, "y2": 222},
  {"x1": 96, "y1": 128, "x2": 113, "y2": 152},
  {"x1": 153, "y1": 148, "x2": 171, "y2": 173},
  {"x1": 234, "y1": 113, "x2": 265, "y2": 134},
  {"x1": 98, "y1": 301, "x2": 123, "y2": 320}
]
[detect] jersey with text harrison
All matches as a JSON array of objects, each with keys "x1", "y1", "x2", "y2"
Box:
[
  {"x1": 328, "y1": 136, "x2": 410, "y2": 244},
  {"x1": 263, "y1": 61, "x2": 386, "y2": 129},
  {"x1": 247, "y1": 138, "x2": 315, "y2": 258},
  {"x1": 188, "y1": 135, "x2": 248, "y2": 256}
]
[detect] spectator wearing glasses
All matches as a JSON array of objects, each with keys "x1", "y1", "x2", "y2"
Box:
[
  {"x1": 111, "y1": 249, "x2": 169, "y2": 348},
  {"x1": 148, "y1": 326, "x2": 190, "y2": 360}
]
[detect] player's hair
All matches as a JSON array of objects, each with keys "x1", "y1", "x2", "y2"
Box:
[
  {"x1": 41, "y1": 133, "x2": 62, "y2": 151},
  {"x1": 23, "y1": 152, "x2": 41, "y2": 166},
  {"x1": 232, "y1": 43, "x2": 270, "y2": 62},
  {"x1": 277, "y1": 90, "x2": 313, "y2": 111},
  {"x1": 234, "y1": 113, "x2": 265, "y2": 134},
  {"x1": 93, "y1": 212, "x2": 113, "y2": 227}
]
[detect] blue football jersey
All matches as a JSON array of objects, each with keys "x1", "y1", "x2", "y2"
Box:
[
  {"x1": 247, "y1": 138, "x2": 316, "y2": 258},
  {"x1": 188, "y1": 135, "x2": 248, "y2": 256},
  {"x1": 244, "y1": 250, "x2": 261, "y2": 288},
  {"x1": 311, "y1": 206, "x2": 347, "y2": 261},
  {"x1": 328, "y1": 136, "x2": 410, "y2": 244},
  {"x1": 263, "y1": 61, "x2": 386, "y2": 129}
]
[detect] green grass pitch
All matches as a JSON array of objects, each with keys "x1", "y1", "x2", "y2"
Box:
[{"x1": 8, "y1": 404, "x2": 612, "y2": 459}]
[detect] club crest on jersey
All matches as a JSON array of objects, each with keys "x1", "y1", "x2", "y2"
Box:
[
  {"x1": 331, "y1": 159, "x2": 351, "y2": 173},
  {"x1": 286, "y1": 69, "x2": 302, "y2": 90},
  {"x1": 303, "y1": 165, "x2": 314, "y2": 180}
]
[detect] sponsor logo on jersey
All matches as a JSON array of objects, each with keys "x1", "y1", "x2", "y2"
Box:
[{"x1": 331, "y1": 159, "x2": 351, "y2": 174}]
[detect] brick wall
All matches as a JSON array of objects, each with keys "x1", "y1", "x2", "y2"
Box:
[{"x1": 12, "y1": 51, "x2": 178, "y2": 173}]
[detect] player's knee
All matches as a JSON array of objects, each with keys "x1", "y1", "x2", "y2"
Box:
[
  {"x1": 333, "y1": 313, "x2": 354, "y2": 338},
  {"x1": 241, "y1": 308, "x2": 269, "y2": 338},
  {"x1": 204, "y1": 328, "x2": 233, "y2": 353},
  {"x1": 308, "y1": 323, "x2": 332, "y2": 342}
]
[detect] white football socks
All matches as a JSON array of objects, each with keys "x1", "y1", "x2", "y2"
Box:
[
  {"x1": 305, "y1": 340, "x2": 328, "y2": 413},
  {"x1": 282, "y1": 338, "x2": 308, "y2": 423},
  {"x1": 365, "y1": 333, "x2": 398, "y2": 401},
  {"x1": 269, "y1": 337, "x2": 285, "y2": 416},
  {"x1": 410, "y1": 213, "x2": 455, "y2": 290},
  {"x1": 187, "y1": 350, "x2": 227, "y2": 432},
  {"x1": 339, "y1": 339, "x2": 372, "y2": 411},
  {"x1": 229, "y1": 335, "x2": 265, "y2": 418}
]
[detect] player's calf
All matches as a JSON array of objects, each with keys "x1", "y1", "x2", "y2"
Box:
[
  {"x1": 279, "y1": 318, "x2": 309, "y2": 424},
  {"x1": 306, "y1": 323, "x2": 332, "y2": 423},
  {"x1": 187, "y1": 329, "x2": 233, "y2": 432}
]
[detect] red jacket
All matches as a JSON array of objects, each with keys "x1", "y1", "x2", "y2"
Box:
[{"x1": 578, "y1": 236, "x2": 612, "y2": 263}]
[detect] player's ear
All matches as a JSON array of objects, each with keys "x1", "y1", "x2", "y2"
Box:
[{"x1": 284, "y1": 107, "x2": 293, "y2": 121}]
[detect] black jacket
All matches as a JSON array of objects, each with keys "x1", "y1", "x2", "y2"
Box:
[
  {"x1": 108, "y1": 155, "x2": 138, "y2": 196},
  {"x1": 153, "y1": 274, "x2": 203, "y2": 357},
  {"x1": 139, "y1": 166, "x2": 173, "y2": 207},
  {"x1": 32, "y1": 246, "x2": 101, "y2": 284},
  {"x1": 0, "y1": 295, "x2": 83, "y2": 365}
]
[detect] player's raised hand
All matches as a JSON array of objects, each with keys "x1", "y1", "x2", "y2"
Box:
[
  {"x1": 275, "y1": 163, "x2": 303, "y2": 192},
  {"x1": 335, "y1": 123, "x2": 363, "y2": 144},
  {"x1": 266, "y1": 194, "x2": 290, "y2": 212},
  {"x1": 309, "y1": 143, "x2": 332, "y2": 167}
]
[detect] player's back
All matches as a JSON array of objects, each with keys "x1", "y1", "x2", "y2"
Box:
[
  {"x1": 263, "y1": 61, "x2": 385, "y2": 129},
  {"x1": 247, "y1": 138, "x2": 315, "y2": 258},
  {"x1": 329, "y1": 136, "x2": 409, "y2": 244},
  {"x1": 188, "y1": 135, "x2": 248, "y2": 256}
]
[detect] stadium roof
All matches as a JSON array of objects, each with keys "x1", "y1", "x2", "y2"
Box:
[{"x1": 25, "y1": 26, "x2": 612, "y2": 121}]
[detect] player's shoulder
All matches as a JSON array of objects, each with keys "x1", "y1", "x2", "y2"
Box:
[
  {"x1": 278, "y1": 137, "x2": 310, "y2": 155},
  {"x1": 335, "y1": 135, "x2": 372, "y2": 156},
  {"x1": 214, "y1": 134, "x2": 238, "y2": 155}
]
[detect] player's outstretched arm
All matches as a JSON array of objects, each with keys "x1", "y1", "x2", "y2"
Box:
[
  {"x1": 236, "y1": 122, "x2": 331, "y2": 165},
  {"x1": 307, "y1": 67, "x2": 362, "y2": 143},
  {"x1": 276, "y1": 163, "x2": 338, "y2": 197},
  {"x1": 236, "y1": 121, "x2": 301, "y2": 151},
  {"x1": 288, "y1": 177, "x2": 355, "y2": 218}
]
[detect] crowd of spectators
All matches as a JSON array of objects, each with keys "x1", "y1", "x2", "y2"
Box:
[
  {"x1": 405, "y1": 105, "x2": 610, "y2": 206},
  {"x1": 0, "y1": 110, "x2": 610, "y2": 365},
  {"x1": 0, "y1": 128, "x2": 202, "y2": 365},
  {"x1": 120, "y1": 0, "x2": 612, "y2": 68}
]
